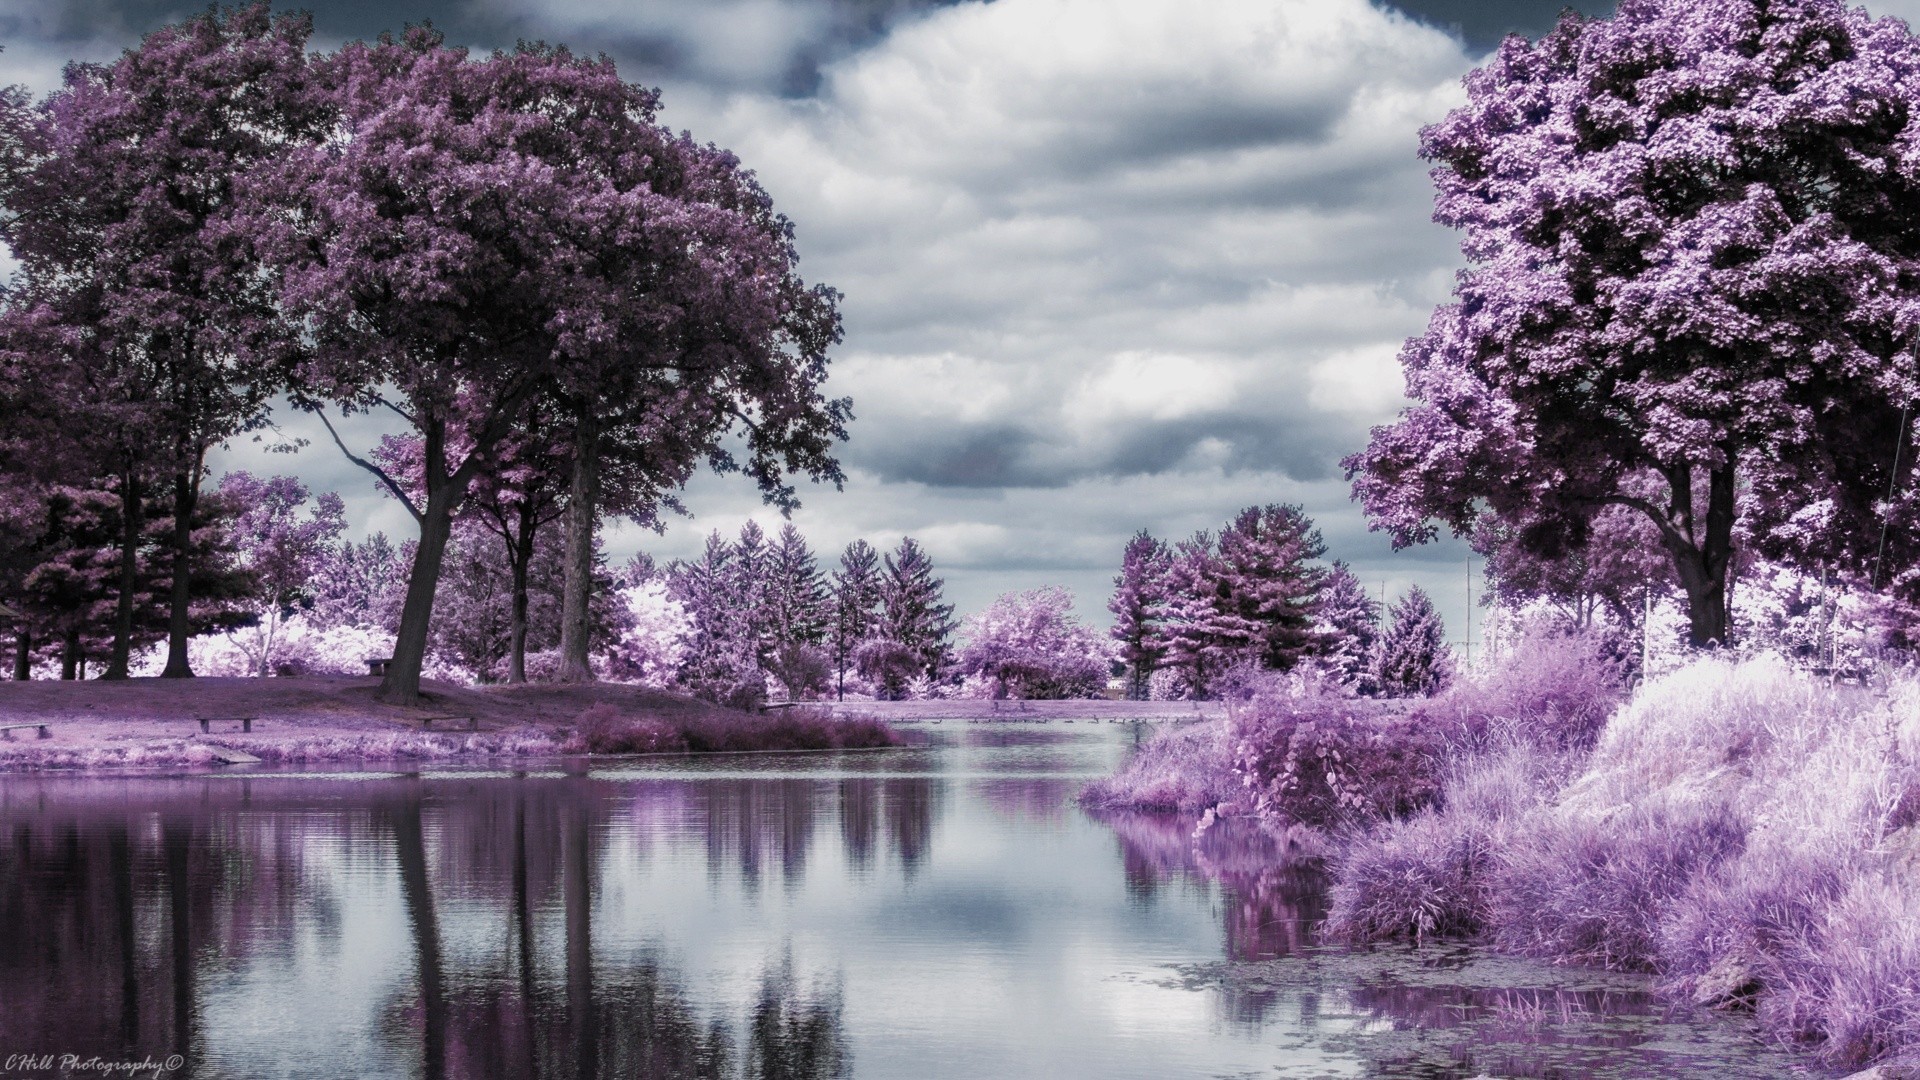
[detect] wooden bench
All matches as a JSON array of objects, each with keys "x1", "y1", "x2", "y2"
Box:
[
  {"x1": 196, "y1": 717, "x2": 255, "y2": 734},
  {"x1": 416, "y1": 715, "x2": 477, "y2": 731},
  {"x1": 0, "y1": 723, "x2": 49, "y2": 740},
  {"x1": 366, "y1": 657, "x2": 392, "y2": 677}
]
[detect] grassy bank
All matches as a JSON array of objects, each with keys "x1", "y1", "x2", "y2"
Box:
[
  {"x1": 0, "y1": 676, "x2": 901, "y2": 771},
  {"x1": 1083, "y1": 645, "x2": 1920, "y2": 1072}
]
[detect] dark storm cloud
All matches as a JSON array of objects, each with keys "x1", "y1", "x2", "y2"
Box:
[
  {"x1": 1384, "y1": 0, "x2": 1616, "y2": 53},
  {"x1": 1, "y1": 0, "x2": 964, "y2": 95}
]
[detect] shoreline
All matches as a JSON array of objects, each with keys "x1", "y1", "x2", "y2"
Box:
[{"x1": 0, "y1": 675, "x2": 899, "y2": 773}]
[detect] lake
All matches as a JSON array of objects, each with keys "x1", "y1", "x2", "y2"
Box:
[{"x1": 0, "y1": 722, "x2": 1824, "y2": 1079}]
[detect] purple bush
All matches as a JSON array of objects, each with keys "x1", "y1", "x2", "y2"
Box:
[
  {"x1": 1230, "y1": 691, "x2": 1444, "y2": 830},
  {"x1": 1483, "y1": 803, "x2": 1746, "y2": 971},
  {"x1": 1325, "y1": 812, "x2": 1488, "y2": 943},
  {"x1": 1077, "y1": 721, "x2": 1239, "y2": 814},
  {"x1": 1420, "y1": 627, "x2": 1628, "y2": 752},
  {"x1": 566, "y1": 703, "x2": 902, "y2": 755}
]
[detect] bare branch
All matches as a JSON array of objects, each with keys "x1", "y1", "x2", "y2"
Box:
[{"x1": 313, "y1": 407, "x2": 422, "y2": 524}]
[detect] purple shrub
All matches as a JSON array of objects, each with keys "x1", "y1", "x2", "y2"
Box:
[
  {"x1": 572, "y1": 703, "x2": 690, "y2": 754},
  {"x1": 1327, "y1": 743, "x2": 1560, "y2": 944},
  {"x1": 566, "y1": 703, "x2": 902, "y2": 756},
  {"x1": 1422, "y1": 627, "x2": 1628, "y2": 751},
  {"x1": 1231, "y1": 691, "x2": 1444, "y2": 829},
  {"x1": 1077, "y1": 721, "x2": 1239, "y2": 814},
  {"x1": 1484, "y1": 803, "x2": 1747, "y2": 971},
  {"x1": 1325, "y1": 813, "x2": 1488, "y2": 943}
]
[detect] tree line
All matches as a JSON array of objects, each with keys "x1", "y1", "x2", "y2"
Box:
[{"x1": 0, "y1": 5, "x2": 847, "y2": 705}]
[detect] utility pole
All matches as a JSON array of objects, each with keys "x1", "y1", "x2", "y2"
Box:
[
  {"x1": 1465, "y1": 556, "x2": 1473, "y2": 667},
  {"x1": 1641, "y1": 584, "x2": 1652, "y2": 684}
]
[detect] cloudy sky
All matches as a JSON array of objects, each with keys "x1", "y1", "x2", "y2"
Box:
[{"x1": 9, "y1": 0, "x2": 1920, "y2": 645}]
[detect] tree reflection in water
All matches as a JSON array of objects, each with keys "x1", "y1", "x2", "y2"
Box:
[{"x1": 0, "y1": 777, "x2": 850, "y2": 1080}]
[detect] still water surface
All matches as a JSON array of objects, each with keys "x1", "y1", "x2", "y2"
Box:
[{"x1": 0, "y1": 723, "x2": 1821, "y2": 1079}]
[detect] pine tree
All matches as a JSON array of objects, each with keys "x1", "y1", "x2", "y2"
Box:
[
  {"x1": 830, "y1": 539, "x2": 884, "y2": 699},
  {"x1": 766, "y1": 524, "x2": 829, "y2": 647},
  {"x1": 1109, "y1": 530, "x2": 1172, "y2": 700},
  {"x1": 1375, "y1": 584, "x2": 1453, "y2": 698},
  {"x1": 879, "y1": 537, "x2": 956, "y2": 692},
  {"x1": 1149, "y1": 533, "x2": 1224, "y2": 699},
  {"x1": 668, "y1": 531, "x2": 758, "y2": 702},
  {"x1": 1315, "y1": 561, "x2": 1381, "y2": 695},
  {"x1": 1204, "y1": 504, "x2": 1328, "y2": 671}
]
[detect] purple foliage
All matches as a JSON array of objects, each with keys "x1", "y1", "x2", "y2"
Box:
[
  {"x1": 1345, "y1": 0, "x2": 1920, "y2": 648},
  {"x1": 1419, "y1": 627, "x2": 1628, "y2": 751},
  {"x1": 955, "y1": 586, "x2": 1112, "y2": 700},
  {"x1": 1374, "y1": 585, "x2": 1451, "y2": 698},
  {"x1": 1484, "y1": 803, "x2": 1747, "y2": 972},
  {"x1": 1230, "y1": 692, "x2": 1444, "y2": 830},
  {"x1": 1077, "y1": 721, "x2": 1240, "y2": 814},
  {"x1": 566, "y1": 702, "x2": 900, "y2": 755}
]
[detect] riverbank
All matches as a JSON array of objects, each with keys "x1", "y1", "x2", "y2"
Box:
[
  {"x1": 0, "y1": 676, "x2": 899, "y2": 771},
  {"x1": 1082, "y1": 647, "x2": 1920, "y2": 1076}
]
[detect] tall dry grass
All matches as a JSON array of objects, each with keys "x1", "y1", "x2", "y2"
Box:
[{"x1": 1328, "y1": 654, "x2": 1920, "y2": 1070}]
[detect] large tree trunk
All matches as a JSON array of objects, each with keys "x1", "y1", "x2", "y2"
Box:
[
  {"x1": 62, "y1": 629, "x2": 82, "y2": 680},
  {"x1": 1657, "y1": 461, "x2": 1737, "y2": 649},
  {"x1": 13, "y1": 629, "x2": 29, "y2": 680},
  {"x1": 381, "y1": 486, "x2": 460, "y2": 707},
  {"x1": 104, "y1": 463, "x2": 142, "y2": 679},
  {"x1": 558, "y1": 406, "x2": 600, "y2": 684},
  {"x1": 161, "y1": 458, "x2": 203, "y2": 679},
  {"x1": 507, "y1": 509, "x2": 535, "y2": 685}
]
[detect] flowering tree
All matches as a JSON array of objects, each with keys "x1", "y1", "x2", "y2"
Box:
[
  {"x1": 1375, "y1": 585, "x2": 1452, "y2": 698},
  {"x1": 602, "y1": 577, "x2": 691, "y2": 687},
  {"x1": 1347, "y1": 0, "x2": 1920, "y2": 649},
  {"x1": 956, "y1": 586, "x2": 1114, "y2": 699},
  {"x1": 2, "y1": 5, "x2": 320, "y2": 678},
  {"x1": 218, "y1": 472, "x2": 345, "y2": 676},
  {"x1": 1109, "y1": 530, "x2": 1172, "y2": 699}
]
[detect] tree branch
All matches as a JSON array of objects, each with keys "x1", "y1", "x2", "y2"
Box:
[{"x1": 313, "y1": 407, "x2": 422, "y2": 524}]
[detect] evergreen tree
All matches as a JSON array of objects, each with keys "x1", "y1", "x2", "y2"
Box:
[
  {"x1": 310, "y1": 533, "x2": 405, "y2": 631},
  {"x1": 731, "y1": 520, "x2": 773, "y2": 663},
  {"x1": 668, "y1": 531, "x2": 759, "y2": 704},
  {"x1": 766, "y1": 524, "x2": 829, "y2": 648},
  {"x1": 1315, "y1": 561, "x2": 1381, "y2": 695},
  {"x1": 1375, "y1": 585, "x2": 1453, "y2": 698},
  {"x1": 879, "y1": 537, "x2": 956, "y2": 691},
  {"x1": 1108, "y1": 530, "x2": 1171, "y2": 700},
  {"x1": 763, "y1": 524, "x2": 831, "y2": 698},
  {"x1": 1148, "y1": 533, "x2": 1223, "y2": 699},
  {"x1": 1204, "y1": 504, "x2": 1328, "y2": 671},
  {"x1": 829, "y1": 540, "x2": 883, "y2": 699}
]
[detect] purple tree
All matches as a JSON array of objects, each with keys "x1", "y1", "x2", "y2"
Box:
[
  {"x1": 1206, "y1": 504, "x2": 1329, "y2": 671},
  {"x1": 218, "y1": 471, "x2": 346, "y2": 676},
  {"x1": 1315, "y1": 561, "x2": 1381, "y2": 695},
  {"x1": 1149, "y1": 534, "x2": 1224, "y2": 699},
  {"x1": 249, "y1": 33, "x2": 661, "y2": 704},
  {"x1": 1109, "y1": 530, "x2": 1172, "y2": 700},
  {"x1": 1374, "y1": 585, "x2": 1452, "y2": 698},
  {"x1": 829, "y1": 540, "x2": 883, "y2": 699},
  {"x1": 956, "y1": 586, "x2": 1113, "y2": 700},
  {"x1": 2, "y1": 5, "x2": 320, "y2": 678},
  {"x1": 877, "y1": 537, "x2": 956, "y2": 693},
  {"x1": 1347, "y1": 0, "x2": 1920, "y2": 649}
]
